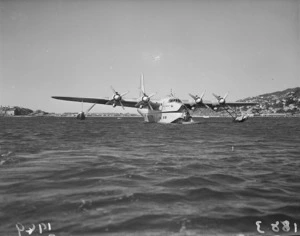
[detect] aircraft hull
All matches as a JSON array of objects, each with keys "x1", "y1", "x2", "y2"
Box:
[{"x1": 137, "y1": 108, "x2": 194, "y2": 124}]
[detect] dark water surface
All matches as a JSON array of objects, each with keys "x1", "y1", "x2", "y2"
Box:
[{"x1": 1, "y1": 117, "x2": 300, "y2": 236}]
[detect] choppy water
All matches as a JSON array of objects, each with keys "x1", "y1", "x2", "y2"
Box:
[{"x1": 0, "y1": 117, "x2": 300, "y2": 236}]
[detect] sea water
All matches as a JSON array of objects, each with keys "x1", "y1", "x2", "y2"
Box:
[{"x1": 0, "y1": 117, "x2": 300, "y2": 236}]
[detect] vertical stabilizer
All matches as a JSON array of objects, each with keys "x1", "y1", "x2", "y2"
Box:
[{"x1": 140, "y1": 73, "x2": 145, "y2": 96}]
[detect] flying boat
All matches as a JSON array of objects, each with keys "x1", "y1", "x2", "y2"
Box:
[{"x1": 52, "y1": 75, "x2": 257, "y2": 124}]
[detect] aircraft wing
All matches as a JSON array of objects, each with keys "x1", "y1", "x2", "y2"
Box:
[
  {"x1": 210, "y1": 101, "x2": 258, "y2": 107},
  {"x1": 52, "y1": 96, "x2": 138, "y2": 108},
  {"x1": 183, "y1": 100, "x2": 258, "y2": 110}
]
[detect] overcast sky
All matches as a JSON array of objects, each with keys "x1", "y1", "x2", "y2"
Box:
[{"x1": 0, "y1": 0, "x2": 299, "y2": 113}]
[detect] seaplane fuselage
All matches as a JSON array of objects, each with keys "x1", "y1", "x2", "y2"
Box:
[{"x1": 137, "y1": 96, "x2": 193, "y2": 124}]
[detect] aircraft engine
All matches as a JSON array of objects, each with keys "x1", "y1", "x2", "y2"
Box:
[
  {"x1": 135, "y1": 74, "x2": 156, "y2": 110},
  {"x1": 219, "y1": 98, "x2": 225, "y2": 104},
  {"x1": 195, "y1": 97, "x2": 202, "y2": 104},
  {"x1": 106, "y1": 86, "x2": 129, "y2": 110},
  {"x1": 213, "y1": 92, "x2": 228, "y2": 105},
  {"x1": 214, "y1": 107, "x2": 218, "y2": 111},
  {"x1": 142, "y1": 96, "x2": 150, "y2": 102},
  {"x1": 189, "y1": 92, "x2": 205, "y2": 104},
  {"x1": 188, "y1": 91, "x2": 210, "y2": 109},
  {"x1": 113, "y1": 94, "x2": 121, "y2": 101}
]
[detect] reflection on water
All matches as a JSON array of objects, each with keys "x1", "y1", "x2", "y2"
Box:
[{"x1": 0, "y1": 117, "x2": 300, "y2": 236}]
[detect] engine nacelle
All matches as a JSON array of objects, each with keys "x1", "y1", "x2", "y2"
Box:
[
  {"x1": 219, "y1": 98, "x2": 225, "y2": 104},
  {"x1": 196, "y1": 97, "x2": 202, "y2": 104},
  {"x1": 213, "y1": 107, "x2": 218, "y2": 111},
  {"x1": 112, "y1": 103, "x2": 117, "y2": 108},
  {"x1": 142, "y1": 96, "x2": 150, "y2": 102},
  {"x1": 139, "y1": 105, "x2": 143, "y2": 109},
  {"x1": 113, "y1": 94, "x2": 121, "y2": 101}
]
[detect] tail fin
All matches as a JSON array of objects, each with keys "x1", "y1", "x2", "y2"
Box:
[{"x1": 140, "y1": 73, "x2": 145, "y2": 96}]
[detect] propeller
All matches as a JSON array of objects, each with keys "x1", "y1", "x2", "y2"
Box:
[
  {"x1": 135, "y1": 74, "x2": 156, "y2": 110},
  {"x1": 106, "y1": 86, "x2": 129, "y2": 110},
  {"x1": 213, "y1": 92, "x2": 229, "y2": 104},
  {"x1": 189, "y1": 91, "x2": 210, "y2": 109}
]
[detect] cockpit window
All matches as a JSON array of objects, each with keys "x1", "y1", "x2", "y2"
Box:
[{"x1": 168, "y1": 98, "x2": 182, "y2": 103}]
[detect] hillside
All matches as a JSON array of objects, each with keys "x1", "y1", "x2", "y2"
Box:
[
  {"x1": 0, "y1": 106, "x2": 48, "y2": 116},
  {"x1": 238, "y1": 87, "x2": 300, "y2": 115}
]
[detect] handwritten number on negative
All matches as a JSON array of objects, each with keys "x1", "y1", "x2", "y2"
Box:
[
  {"x1": 281, "y1": 220, "x2": 290, "y2": 232},
  {"x1": 256, "y1": 221, "x2": 265, "y2": 234},
  {"x1": 16, "y1": 222, "x2": 54, "y2": 236},
  {"x1": 256, "y1": 220, "x2": 298, "y2": 234},
  {"x1": 271, "y1": 221, "x2": 280, "y2": 232}
]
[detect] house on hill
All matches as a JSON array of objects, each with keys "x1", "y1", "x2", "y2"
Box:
[
  {"x1": 0, "y1": 106, "x2": 16, "y2": 116},
  {"x1": 0, "y1": 106, "x2": 33, "y2": 116}
]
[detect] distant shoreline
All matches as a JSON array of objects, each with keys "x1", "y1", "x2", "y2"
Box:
[
  {"x1": 2, "y1": 114, "x2": 300, "y2": 118},
  {"x1": 0, "y1": 115, "x2": 141, "y2": 118}
]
